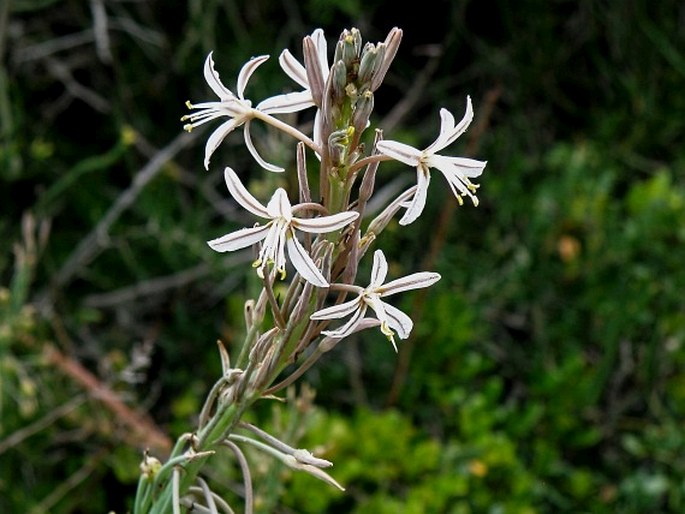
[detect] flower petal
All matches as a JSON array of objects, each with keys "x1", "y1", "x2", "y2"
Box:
[
  {"x1": 286, "y1": 233, "x2": 328, "y2": 287},
  {"x1": 256, "y1": 91, "x2": 314, "y2": 114},
  {"x1": 320, "y1": 303, "x2": 367, "y2": 339},
  {"x1": 237, "y1": 55, "x2": 269, "y2": 100},
  {"x1": 376, "y1": 140, "x2": 421, "y2": 167},
  {"x1": 311, "y1": 296, "x2": 363, "y2": 320},
  {"x1": 243, "y1": 120, "x2": 285, "y2": 172},
  {"x1": 382, "y1": 302, "x2": 414, "y2": 340},
  {"x1": 203, "y1": 52, "x2": 234, "y2": 101},
  {"x1": 204, "y1": 118, "x2": 241, "y2": 170},
  {"x1": 266, "y1": 189, "x2": 292, "y2": 219},
  {"x1": 379, "y1": 271, "x2": 441, "y2": 297},
  {"x1": 311, "y1": 28, "x2": 329, "y2": 80},
  {"x1": 294, "y1": 210, "x2": 359, "y2": 234},
  {"x1": 369, "y1": 249, "x2": 388, "y2": 288},
  {"x1": 425, "y1": 97, "x2": 474, "y2": 154},
  {"x1": 224, "y1": 167, "x2": 271, "y2": 218},
  {"x1": 278, "y1": 49, "x2": 309, "y2": 89},
  {"x1": 207, "y1": 224, "x2": 270, "y2": 252},
  {"x1": 429, "y1": 154, "x2": 487, "y2": 179},
  {"x1": 398, "y1": 167, "x2": 430, "y2": 226}
]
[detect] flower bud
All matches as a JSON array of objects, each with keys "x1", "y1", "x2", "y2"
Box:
[
  {"x1": 303, "y1": 34, "x2": 326, "y2": 106},
  {"x1": 357, "y1": 43, "x2": 385, "y2": 87},
  {"x1": 351, "y1": 90, "x2": 374, "y2": 137},
  {"x1": 334, "y1": 28, "x2": 362, "y2": 70},
  {"x1": 371, "y1": 27, "x2": 403, "y2": 91}
]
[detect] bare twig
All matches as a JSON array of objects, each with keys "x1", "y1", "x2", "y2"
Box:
[
  {"x1": 0, "y1": 395, "x2": 86, "y2": 454},
  {"x1": 29, "y1": 449, "x2": 108, "y2": 514},
  {"x1": 38, "y1": 130, "x2": 198, "y2": 313},
  {"x1": 90, "y1": 0, "x2": 113, "y2": 63},
  {"x1": 82, "y1": 252, "x2": 251, "y2": 308},
  {"x1": 43, "y1": 345, "x2": 172, "y2": 454}
]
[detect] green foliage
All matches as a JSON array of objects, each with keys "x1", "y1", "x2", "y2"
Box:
[{"x1": 2, "y1": 0, "x2": 684, "y2": 512}]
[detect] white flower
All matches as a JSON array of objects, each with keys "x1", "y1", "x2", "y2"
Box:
[
  {"x1": 375, "y1": 96, "x2": 487, "y2": 225},
  {"x1": 207, "y1": 167, "x2": 359, "y2": 287},
  {"x1": 183, "y1": 52, "x2": 312, "y2": 172},
  {"x1": 310, "y1": 249, "x2": 441, "y2": 350}
]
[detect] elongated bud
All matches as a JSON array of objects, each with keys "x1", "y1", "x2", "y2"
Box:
[
  {"x1": 296, "y1": 142, "x2": 312, "y2": 204},
  {"x1": 371, "y1": 27, "x2": 403, "y2": 91},
  {"x1": 303, "y1": 35, "x2": 325, "y2": 106},
  {"x1": 357, "y1": 44, "x2": 385, "y2": 88},
  {"x1": 357, "y1": 129, "x2": 383, "y2": 208},
  {"x1": 329, "y1": 60, "x2": 348, "y2": 107}
]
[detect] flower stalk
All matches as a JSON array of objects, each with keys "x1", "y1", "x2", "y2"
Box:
[{"x1": 134, "y1": 25, "x2": 487, "y2": 513}]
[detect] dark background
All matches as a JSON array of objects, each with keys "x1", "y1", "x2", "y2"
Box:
[{"x1": 2, "y1": 1, "x2": 684, "y2": 512}]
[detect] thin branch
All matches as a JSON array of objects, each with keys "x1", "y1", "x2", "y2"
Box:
[
  {"x1": 0, "y1": 395, "x2": 86, "y2": 454},
  {"x1": 90, "y1": 0, "x2": 113, "y2": 63},
  {"x1": 38, "y1": 130, "x2": 198, "y2": 311},
  {"x1": 29, "y1": 449, "x2": 107, "y2": 514},
  {"x1": 43, "y1": 344, "x2": 172, "y2": 454}
]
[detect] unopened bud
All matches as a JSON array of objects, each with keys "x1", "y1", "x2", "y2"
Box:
[
  {"x1": 334, "y1": 28, "x2": 362, "y2": 70},
  {"x1": 351, "y1": 90, "x2": 374, "y2": 136},
  {"x1": 358, "y1": 44, "x2": 384, "y2": 87},
  {"x1": 139, "y1": 454, "x2": 162, "y2": 479},
  {"x1": 371, "y1": 27, "x2": 403, "y2": 91},
  {"x1": 303, "y1": 35, "x2": 326, "y2": 106}
]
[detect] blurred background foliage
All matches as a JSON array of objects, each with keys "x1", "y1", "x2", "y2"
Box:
[{"x1": 1, "y1": 0, "x2": 684, "y2": 512}]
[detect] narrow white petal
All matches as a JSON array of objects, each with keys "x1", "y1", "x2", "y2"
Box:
[
  {"x1": 379, "y1": 271, "x2": 441, "y2": 297},
  {"x1": 398, "y1": 168, "x2": 430, "y2": 226},
  {"x1": 293, "y1": 210, "x2": 358, "y2": 234},
  {"x1": 278, "y1": 49, "x2": 309, "y2": 89},
  {"x1": 425, "y1": 107, "x2": 455, "y2": 154},
  {"x1": 311, "y1": 296, "x2": 363, "y2": 320},
  {"x1": 382, "y1": 302, "x2": 414, "y2": 340},
  {"x1": 376, "y1": 140, "x2": 421, "y2": 166},
  {"x1": 426, "y1": 97, "x2": 474, "y2": 154},
  {"x1": 203, "y1": 52, "x2": 234, "y2": 101},
  {"x1": 207, "y1": 224, "x2": 270, "y2": 252},
  {"x1": 266, "y1": 189, "x2": 292, "y2": 219},
  {"x1": 313, "y1": 110, "x2": 323, "y2": 154},
  {"x1": 237, "y1": 55, "x2": 269, "y2": 100},
  {"x1": 311, "y1": 28, "x2": 329, "y2": 80},
  {"x1": 321, "y1": 304, "x2": 367, "y2": 339},
  {"x1": 286, "y1": 233, "x2": 328, "y2": 287},
  {"x1": 243, "y1": 120, "x2": 285, "y2": 172},
  {"x1": 224, "y1": 167, "x2": 271, "y2": 218},
  {"x1": 204, "y1": 119, "x2": 240, "y2": 170},
  {"x1": 370, "y1": 250, "x2": 388, "y2": 288},
  {"x1": 256, "y1": 91, "x2": 314, "y2": 114},
  {"x1": 429, "y1": 154, "x2": 487, "y2": 179}
]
